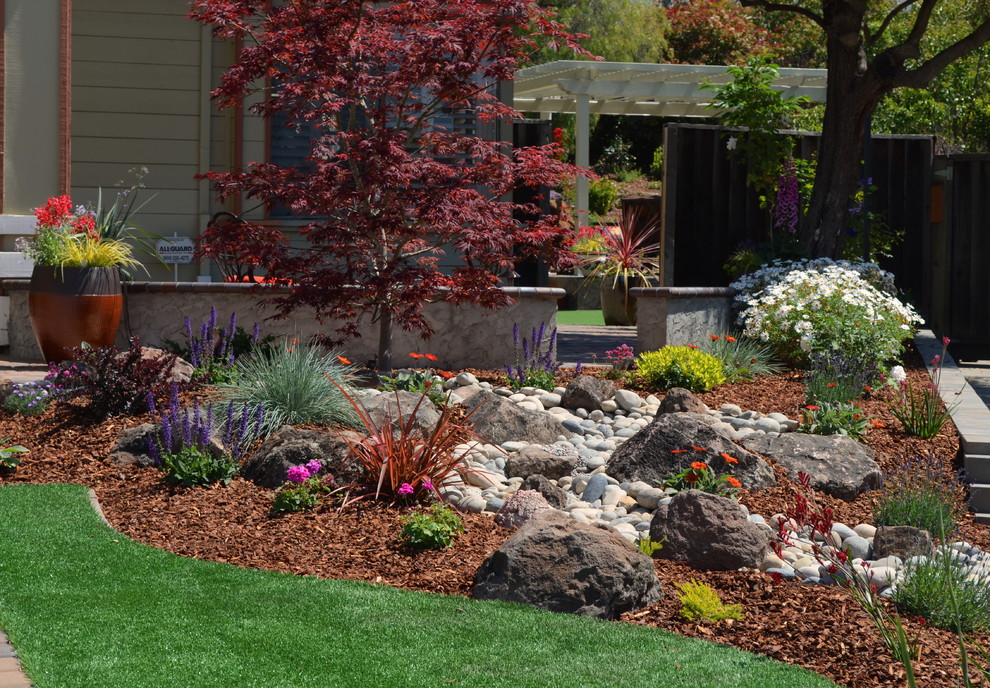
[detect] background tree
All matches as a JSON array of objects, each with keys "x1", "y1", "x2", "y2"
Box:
[
  {"x1": 531, "y1": 0, "x2": 670, "y2": 64},
  {"x1": 738, "y1": 0, "x2": 990, "y2": 257},
  {"x1": 190, "y1": 0, "x2": 584, "y2": 371}
]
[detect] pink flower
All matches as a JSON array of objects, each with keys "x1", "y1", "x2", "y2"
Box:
[
  {"x1": 287, "y1": 465, "x2": 310, "y2": 483},
  {"x1": 398, "y1": 483, "x2": 414, "y2": 495},
  {"x1": 305, "y1": 460, "x2": 322, "y2": 475},
  {"x1": 943, "y1": 336, "x2": 951, "y2": 347},
  {"x1": 422, "y1": 479, "x2": 434, "y2": 491}
]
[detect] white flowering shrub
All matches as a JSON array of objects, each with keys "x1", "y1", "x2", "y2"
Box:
[{"x1": 730, "y1": 259, "x2": 923, "y2": 369}]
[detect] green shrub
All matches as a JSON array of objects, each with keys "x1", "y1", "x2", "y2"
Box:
[
  {"x1": 380, "y1": 369, "x2": 446, "y2": 407},
  {"x1": 893, "y1": 548, "x2": 990, "y2": 632},
  {"x1": 0, "y1": 437, "x2": 28, "y2": 470},
  {"x1": 636, "y1": 535, "x2": 665, "y2": 557},
  {"x1": 635, "y1": 346, "x2": 726, "y2": 392},
  {"x1": 649, "y1": 146, "x2": 663, "y2": 179},
  {"x1": 399, "y1": 503, "x2": 464, "y2": 550},
  {"x1": 594, "y1": 137, "x2": 636, "y2": 176},
  {"x1": 676, "y1": 580, "x2": 744, "y2": 622},
  {"x1": 588, "y1": 178, "x2": 620, "y2": 216},
  {"x1": 614, "y1": 169, "x2": 643, "y2": 183},
  {"x1": 873, "y1": 455, "x2": 963, "y2": 540},
  {"x1": 700, "y1": 333, "x2": 783, "y2": 382},
  {"x1": 797, "y1": 401, "x2": 870, "y2": 440},
  {"x1": 216, "y1": 340, "x2": 359, "y2": 438},
  {"x1": 2, "y1": 382, "x2": 54, "y2": 416}
]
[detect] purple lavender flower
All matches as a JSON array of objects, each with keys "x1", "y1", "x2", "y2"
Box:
[{"x1": 512, "y1": 323, "x2": 519, "y2": 348}]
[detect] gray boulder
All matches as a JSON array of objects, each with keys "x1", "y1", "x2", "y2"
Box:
[
  {"x1": 742, "y1": 434, "x2": 881, "y2": 500},
  {"x1": 461, "y1": 390, "x2": 567, "y2": 446},
  {"x1": 873, "y1": 526, "x2": 934, "y2": 560},
  {"x1": 241, "y1": 426, "x2": 357, "y2": 488},
  {"x1": 495, "y1": 490, "x2": 554, "y2": 529},
  {"x1": 560, "y1": 375, "x2": 616, "y2": 411},
  {"x1": 522, "y1": 474, "x2": 571, "y2": 509},
  {"x1": 109, "y1": 423, "x2": 161, "y2": 468},
  {"x1": 658, "y1": 388, "x2": 709, "y2": 415},
  {"x1": 473, "y1": 511, "x2": 662, "y2": 619},
  {"x1": 359, "y1": 390, "x2": 441, "y2": 437},
  {"x1": 607, "y1": 413, "x2": 775, "y2": 490},
  {"x1": 505, "y1": 445, "x2": 579, "y2": 480},
  {"x1": 650, "y1": 490, "x2": 770, "y2": 570}
]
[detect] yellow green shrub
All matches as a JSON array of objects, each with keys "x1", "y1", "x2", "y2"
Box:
[
  {"x1": 676, "y1": 580, "x2": 744, "y2": 622},
  {"x1": 635, "y1": 346, "x2": 726, "y2": 392}
]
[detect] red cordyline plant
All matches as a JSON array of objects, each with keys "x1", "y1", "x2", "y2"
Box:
[
  {"x1": 189, "y1": 0, "x2": 590, "y2": 371},
  {"x1": 580, "y1": 202, "x2": 660, "y2": 303},
  {"x1": 330, "y1": 378, "x2": 485, "y2": 503}
]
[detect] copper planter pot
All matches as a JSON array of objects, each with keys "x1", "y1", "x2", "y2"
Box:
[{"x1": 28, "y1": 266, "x2": 123, "y2": 363}]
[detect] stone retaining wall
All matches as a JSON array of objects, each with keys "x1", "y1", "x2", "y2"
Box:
[
  {"x1": 2, "y1": 281, "x2": 563, "y2": 370},
  {"x1": 632, "y1": 287, "x2": 735, "y2": 351}
]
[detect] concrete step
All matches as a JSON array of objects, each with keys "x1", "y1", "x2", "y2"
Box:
[
  {"x1": 963, "y1": 454, "x2": 990, "y2": 484},
  {"x1": 975, "y1": 514, "x2": 990, "y2": 525},
  {"x1": 968, "y1": 484, "x2": 990, "y2": 513}
]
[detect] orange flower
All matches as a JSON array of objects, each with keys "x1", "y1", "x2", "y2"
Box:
[
  {"x1": 439, "y1": 370, "x2": 454, "y2": 379},
  {"x1": 691, "y1": 445, "x2": 706, "y2": 452},
  {"x1": 684, "y1": 473, "x2": 699, "y2": 484},
  {"x1": 409, "y1": 353, "x2": 424, "y2": 359},
  {"x1": 827, "y1": 382, "x2": 837, "y2": 387},
  {"x1": 291, "y1": 337, "x2": 299, "y2": 345},
  {"x1": 726, "y1": 476, "x2": 742, "y2": 488},
  {"x1": 671, "y1": 449, "x2": 688, "y2": 454},
  {"x1": 424, "y1": 353, "x2": 438, "y2": 361},
  {"x1": 337, "y1": 355, "x2": 352, "y2": 365},
  {"x1": 709, "y1": 334, "x2": 721, "y2": 341},
  {"x1": 805, "y1": 405, "x2": 820, "y2": 411},
  {"x1": 720, "y1": 452, "x2": 739, "y2": 464},
  {"x1": 725, "y1": 335, "x2": 737, "y2": 342},
  {"x1": 864, "y1": 385, "x2": 872, "y2": 392},
  {"x1": 686, "y1": 344, "x2": 699, "y2": 350},
  {"x1": 691, "y1": 461, "x2": 709, "y2": 471},
  {"x1": 871, "y1": 418, "x2": 886, "y2": 428}
]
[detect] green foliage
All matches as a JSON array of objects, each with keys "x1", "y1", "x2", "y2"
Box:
[
  {"x1": 702, "y1": 55, "x2": 816, "y2": 199},
  {"x1": 614, "y1": 168, "x2": 643, "y2": 183},
  {"x1": 595, "y1": 137, "x2": 636, "y2": 176},
  {"x1": 272, "y1": 482, "x2": 322, "y2": 513},
  {"x1": 803, "y1": 349, "x2": 878, "y2": 404},
  {"x1": 723, "y1": 234, "x2": 808, "y2": 280},
  {"x1": 635, "y1": 346, "x2": 726, "y2": 392},
  {"x1": 160, "y1": 445, "x2": 239, "y2": 488},
  {"x1": 217, "y1": 341, "x2": 360, "y2": 438},
  {"x1": 894, "y1": 548, "x2": 990, "y2": 632},
  {"x1": 873, "y1": 455, "x2": 963, "y2": 540},
  {"x1": 676, "y1": 580, "x2": 744, "y2": 622},
  {"x1": 797, "y1": 401, "x2": 870, "y2": 440},
  {"x1": 399, "y1": 503, "x2": 464, "y2": 550},
  {"x1": 587, "y1": 178, "x2": 620, "y2": 216},
  {"x1": 841, "y1": 178, "x2": 904, "y2": 263},
  {"x1": 2, "y1": 383, "x2": 54, "y2": 416},
  {"x1": 636, "y1": 535, "x2": 665, "y2": 557},
  {"x1": 380, "y1": 370, "x2": 446, "y2": 407},
  {"x1": 649, "y1": 146, "x2": 664, "y2": 179},
  {"x1": 701, "y1": 333, "x2": 783, "y2": 382},
  {"x1": 0, "y1": 437, "x2": 28, "y2": 470}
]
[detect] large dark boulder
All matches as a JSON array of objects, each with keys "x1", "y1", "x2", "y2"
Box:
[
  {"x1": 359, "y1": 390, "x2": 440, "y2": 437},
  {"x1": 607, "y1": 413, "x2": 775, "y2": 491},
  {"x1": 658, "y1": 388, "x2": 709, "y2": 415},
  {"x1": 241, "y1": 426, "x2": 358, "y2": 488},
  {"x1": 650, "y1": 490, "x2": 769, "y2": 570},
  {"x1": 473, "y1": 512, "x2": 662, "y2": 619},
  {"x1": 522, "y1": 474, "x2": 571, "y2": 509},
  {"x1": 460, "y1": 390, "x2": 567, "y2": 446},
  {"x1": 742, "y1": 434, "x2": 881, "y2": 500},
  {"x1": 505, "y1": 445, "x2": 579, "y2": 480},
  {"x1": 560, "y1": 375, "x2": 616, "y2": 411},
  {"x1": 873, "y1": 526, "x2": 934, "y2": 560}
]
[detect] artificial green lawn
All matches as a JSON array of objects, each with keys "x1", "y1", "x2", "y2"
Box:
[
  {"x1": 0, "y1": 484, "x2": 837, "y2": 688},
  {"x1": 555, "y1": 309, "x2": 606, "y2": 326}
]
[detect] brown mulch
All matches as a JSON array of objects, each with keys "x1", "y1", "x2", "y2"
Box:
[{"x1": 0, "y1": 344, "x2": 985, "y2": 688}]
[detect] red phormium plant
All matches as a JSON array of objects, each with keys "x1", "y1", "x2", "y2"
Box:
[{"x1": 190, "y1": 0, "x2": 590, "y2": 371}]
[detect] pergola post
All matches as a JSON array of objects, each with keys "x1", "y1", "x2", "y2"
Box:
[{"x1": 575, "y1": 93, "x2": 590, "y2": 229}]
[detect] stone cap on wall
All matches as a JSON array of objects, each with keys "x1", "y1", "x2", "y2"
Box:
[
  {"x1": 0, "y1": 279, "x2": 566, "y2": 301},
  {"x1": 630, "y1": 286, "x2": 736, "y2": 299}
]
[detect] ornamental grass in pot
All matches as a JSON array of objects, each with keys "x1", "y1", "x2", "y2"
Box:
[
  {"x1": 19, "y1": 194, "x2": 143, "y2": 363},
  {"x1": 579, "y1": 202, "x2": 661, "y2": 326}
]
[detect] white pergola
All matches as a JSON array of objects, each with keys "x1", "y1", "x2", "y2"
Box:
[{"x1": 512, "y1": 60, "x2": 828, "y2": 226}]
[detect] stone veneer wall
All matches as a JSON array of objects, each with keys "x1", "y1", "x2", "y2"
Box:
[
  {"x1": 2, "y1": 281, "x2": 564, "y2": 370},
  {"x1": 632, "y1": 287, "x2": 735, "y2": 352}
]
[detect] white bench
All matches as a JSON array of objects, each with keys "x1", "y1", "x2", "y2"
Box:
[{"x1": 0, "y1": 215, "x2": 37, "y2": 347}]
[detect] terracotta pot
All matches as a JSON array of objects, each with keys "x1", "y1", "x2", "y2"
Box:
[
  {"x1": 600, "y1": 275, "x2": 644, "y2": 326},
  {"x1": 28, "y1": 266, "x2": 123, "y2": 363}
]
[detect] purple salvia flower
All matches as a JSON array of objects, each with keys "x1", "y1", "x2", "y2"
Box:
[
  {"x1": 182, "y1": 406, "x2": 192, "y2": 447},
  {"x1": 161, "y1": 414, "x2": 173, "y2": 453},
  {"x1": 238, "y1": 404, "x2": 250, "y2": 442},
  {"x1": 537, "y1": 321, "x2": 546, "y2": 350},
  {"x1": 201, "y1": 405, "x2": 213, "y2": 448},
  {"x1": 575, "y1": 361, "x2": 583, "y2": 376},
  {"x1": 522, "y1": 337, "x2": 530, "y2": 363},
  {"x1": 145, "y1": 392, "x2": 156, "y2": 417},
  {"x1": 252, "y1": 323, "x2": 260, "y2": 344},
  {"x1": 184, "y1": 315, "x2": 193, "y2": 347},
  {"x1": 193, "y1": 398, "x2": 202, "y2": 436},
  {"x1": 223, "y1": 402, "x2": 235, "y2": 450},
  {"x1": 512, "y1": 323, "x2": 520, "y2": 348},
  {"x1": 146, "y1": 436, "x2": 162, "y2": 467},
  {"x1": 168, "y1": 384, "x2": 181, "y2": 424}
]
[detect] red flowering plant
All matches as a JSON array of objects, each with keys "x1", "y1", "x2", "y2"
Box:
[
  {"x1": 658, "y1": 448, "x2": 744, "y2": 499},
  {"x1": 379, "y1": 353, "x2": 448, "y2": 407},
  {"x1": 19, "y1": 194, "x2": 141, "y2": 272},
  {"x1": 797, "y1": 400, "x2": 870, "y2": 440}
]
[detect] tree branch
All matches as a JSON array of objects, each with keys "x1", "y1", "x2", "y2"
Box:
[
  {"x1": 738, "y1": 0, "x2": 824, "y2": 28},
  {"x1": 865, "y1": 0, "x2": 915, "y2": 47},
  {"x1": 895, "y1": 18, "x2": 990, "y2": 89}
]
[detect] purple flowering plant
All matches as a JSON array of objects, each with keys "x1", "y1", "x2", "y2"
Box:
[
  {"x1": 145, "y1": 383, "x2": 264, "y2": 487},
  {"x1": 505, "y1": 321, "x2": 558, "y2": 392},
  {"x1": 165, "y1": 307, "x2": 265, "y2": 385}
]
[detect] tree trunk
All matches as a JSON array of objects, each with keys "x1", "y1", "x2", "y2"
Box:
[
  {"x1": 800, "y1": 2, "x2": 883, "y2": 258},
  {"x1": 377, "y1": 308, "x2": 393, "y2": 373}
]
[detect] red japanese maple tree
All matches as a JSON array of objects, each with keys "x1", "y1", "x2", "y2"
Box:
[{"x1": 189, "y1": 0, "x2": 586, "y2": 371}]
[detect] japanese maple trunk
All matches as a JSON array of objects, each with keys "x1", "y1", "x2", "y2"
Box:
[{"x1": 800, "y1": 5, "x2": 885, "y2": 259}]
